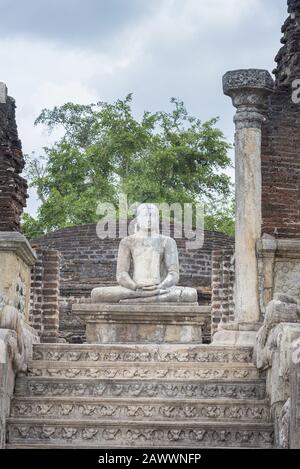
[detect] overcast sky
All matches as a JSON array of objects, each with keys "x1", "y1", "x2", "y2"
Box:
[{"x1": 0, "y1": 0, "x2": 288, "y2": 216}]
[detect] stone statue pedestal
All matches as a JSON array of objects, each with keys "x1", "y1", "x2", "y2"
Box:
[{"x1": 72, "y1": 303, "x2": 209, "y2": 344}]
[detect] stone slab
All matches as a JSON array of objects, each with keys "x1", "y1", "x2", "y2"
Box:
[
  {"x1": 73, "y1": 303, "x2": 203, "y2": 313},
  {"x1": 212, "y1": 322, "x2": 263, "y2": 347},
  {"x1": 212, "y1": 330, "x2": 258, "y2": 348},
  {"x1": 0, "y1": 232, "x2": 37, "y2": 266},
  {"x1": 72, "y1": 303, "x2": 209, "y2": 344},
  {"x1": 220, "y1": 322, "x2": 263, "y2": 332}
]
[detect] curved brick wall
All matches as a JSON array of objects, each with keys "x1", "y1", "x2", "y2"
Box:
[{"x1": 32, "y1": 223, "x2": 233, "y2": 342}]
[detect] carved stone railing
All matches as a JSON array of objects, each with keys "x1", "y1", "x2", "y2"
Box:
[
  {"x1": 0, "y1": 317, "x2": 38, "y2": 448},
  {"x1": 0, "y1": 330, "x2": 16, "y2": 448},
  {"x1": 255, "y1": 294, "x2": 300, "y2": 448},
  {"x1": 257, "y1": 236, "x2": 300, "y2": 316}
]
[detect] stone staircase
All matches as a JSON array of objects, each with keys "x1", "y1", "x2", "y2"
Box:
[{"x1": 6, "y1": 343, "x2": 274, "y2": 448}]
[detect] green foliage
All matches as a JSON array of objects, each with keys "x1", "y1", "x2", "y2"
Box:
[
  {"x1": 21, "y1": 213, "x2": 46, "y2": 240},
  {"x1": 22, "y1": 96, "x2": 234, "y2": 238},
  {"x1": 204, "y1": 196, "x2": 235, "y2": 237}
]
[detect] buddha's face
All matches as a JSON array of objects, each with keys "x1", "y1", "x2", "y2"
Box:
[{"x1": 136, "y1": 204, "x2": 159, "y2": 234}]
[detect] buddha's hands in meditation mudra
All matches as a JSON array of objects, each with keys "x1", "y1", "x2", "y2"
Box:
[{"x1": 91, "y1": 204, "x2": 198, "y2": 304}]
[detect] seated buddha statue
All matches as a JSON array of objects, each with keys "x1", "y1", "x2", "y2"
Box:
[{"x1": 91, "y1": 204, "x2": 198, "y2": 304}]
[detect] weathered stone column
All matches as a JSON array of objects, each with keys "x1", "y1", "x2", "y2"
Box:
[{"x1": 223, "y1": 70, "x2": 274, "y2": 324}]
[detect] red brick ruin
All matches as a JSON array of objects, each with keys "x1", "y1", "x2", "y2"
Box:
[
  {"x1": 0, "y1": 84, "x2": 27, "y2": 232},
  {"x1": 261, "y1": 0, "x2": 300, "y2": 238}
]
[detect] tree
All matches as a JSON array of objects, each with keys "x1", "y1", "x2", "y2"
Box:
[
  {"x1": 204, "y1": 196, "x2": 235, "y2": 236},
  {"x1": 22, "y1": 95, "x2": 234, "y2": 238},
  {"x1": 21, "y1": 213, "x2": 46, "y2": 240}
]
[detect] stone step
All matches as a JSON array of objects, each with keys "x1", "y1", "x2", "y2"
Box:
[
  {"x1": 6, "y1": 419, "x2": 274, "y2": 448},
  {"x1": 26, "y1": 361, "x2": 259, "y2": 380},
  {"x1": 5, "y1": 444, "x2": 266, "y2": 449},
  {"x1": 15, "y1": 377, "x2": 266, "y2": 400},
  {"x1": 32, "y1": 344, "x2": 254, "y2": 364},
  {"x1": 10, "y1": 396, "x2": 271, "y2": 422}
]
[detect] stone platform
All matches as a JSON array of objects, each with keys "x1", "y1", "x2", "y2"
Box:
[{"x1": 72, "y1": 303, "x2": 210, "y2": 344}]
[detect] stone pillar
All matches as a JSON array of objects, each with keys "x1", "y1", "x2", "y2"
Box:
[{"x1": 223, "y1": 70, "x2": 274, "y2": 324}]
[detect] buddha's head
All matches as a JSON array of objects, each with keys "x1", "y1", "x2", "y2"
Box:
[{"x1": 136, "y1": 204, "x2": 159, "y2": 235}]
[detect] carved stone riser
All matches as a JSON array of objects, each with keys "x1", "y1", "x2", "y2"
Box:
[
  {"x1": 15, "y1": 378, "x2": 267, "y2": 400},
  {"x1": 7, "y1": 420, "x2": 274, "y2": 448},
  {"x1": 32, "y1": 344, "x2": 254, "y2": 364},
  {"x1": 10, "y1": 398, "x2": 271, "y2": 422},
  {"x1": 26, "y1": 363, "x2": 259, "y2": 380}
]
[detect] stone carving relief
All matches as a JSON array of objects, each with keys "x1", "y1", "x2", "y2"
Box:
[
  {"x1": 27, "y1": 364, "x2": 256, "y2": 380},
  {"x1": 9, "y1": 424, "x2": 274, "y2": 447},
  {"x1": 0, "y1": 292, "x2": 38, "y2": 372},
  {"x1": 256, "y1": 293, "x2": 300, "y2": 448},
  {"x1": 274, "y1": 262, "x2": 300, "y2": 299},
  {"x1": 32, "y1": 347, "x2": 253, "y2": 364},
  {"x1": 278, "y1": 399, "x2": 290, "y2": 449},
  {"x1": 256, "y1": 294, "x2": 300, "y2": 371},
  {"x1": 19, "y1": 379, "x2": 266, "y2": 400},
  {"x1": 292, "y1": 338, "x2": 300, "y2": 365},
  {"x1": 15, "y1": 274, "x2": 26, "y2": 316},
  {"x1": 12, "y1": 400, "x2": 269, "y2": 422}
]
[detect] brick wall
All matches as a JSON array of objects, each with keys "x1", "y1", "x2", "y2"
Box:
[
  {"x1": 211, "y1": 248, "x2": 235, "y2": 335},
  {"x1": 31, "y1": 223, "x2": 233, "y2": 342},
  {"x1": 30, "y1": 249, "x2": 60, "y2": 343},
  {"x1": 261, "y1": 0, "x2": 300, "y2": 238},
  {"x1": 29, "y1": 248, "x2": 43, "y2": 334}
]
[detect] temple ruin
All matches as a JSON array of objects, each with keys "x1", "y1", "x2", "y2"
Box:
[{"x1": 1, "y1": 0, "x2": 300, "y2": 449}]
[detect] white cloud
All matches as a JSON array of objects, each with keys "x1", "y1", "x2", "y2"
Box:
[{"x1": 0, "y1": 0, "x2": 287, "y2": 216}]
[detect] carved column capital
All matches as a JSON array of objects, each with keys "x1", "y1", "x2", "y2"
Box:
[{"x1": 223, "y1": 69, "x2": 274, "y2": 129}]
